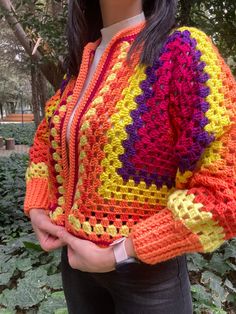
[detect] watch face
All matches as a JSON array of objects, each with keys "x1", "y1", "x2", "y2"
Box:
[{"x1": 115, "y1": 258, "x2": 141, "y2": 273}]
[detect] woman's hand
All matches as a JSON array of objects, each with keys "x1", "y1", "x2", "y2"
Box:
[
  {"x1": 30, "y1": 209, "x2": 65, "y2": 252},
  {"x1": 57, "y1": 230, "x2": 116, "y2": 273}
]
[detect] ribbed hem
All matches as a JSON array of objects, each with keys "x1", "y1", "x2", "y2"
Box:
[
  {"x1": 24, "y1": 178, "x2": 49, "y2": 217},
  {"x1": 131, "y1": 208, "x2": 203, "y2": 265}
]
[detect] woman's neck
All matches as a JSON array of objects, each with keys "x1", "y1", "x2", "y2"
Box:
[{"x1": 99, "y1": 0, "x2": 142, "y2": 28}]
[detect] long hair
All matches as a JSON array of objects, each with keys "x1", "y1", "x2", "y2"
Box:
[{"x1": 65, "y1": 0, "x2": 178, "y2": 77}]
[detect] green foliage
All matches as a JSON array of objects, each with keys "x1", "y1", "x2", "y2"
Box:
[
  {"x1": 178, "y1": 0, "x2": 236, "y2": 75},
  {"x1": 15, "y1": 0, "x2": 68, "y2": 65},
  {"x1": 191, "y1": 1, "x2": 236, "y2": 62},
  {"x1": 0, "y1": 124, "x2": 35, "y2": 146},
  {"x1": 0, "y1": 154, "x2": 29, "y2": 242},
  {"x1": 0, "y1": 238, "x2": 67, "y2": 313},
  {"x1": 187, "y1": 240, "x2": 236, "y2": 313},
  {"x1": 0, "y1": 154, "x2": 67, "y2": 313},
  {"x1": 11, "y1": 0, "x2": 236, "y2": 80}
]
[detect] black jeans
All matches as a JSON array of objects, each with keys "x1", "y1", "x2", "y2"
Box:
[{"x1": 61, "y1": 246, "x2": 193, "y2": 314}]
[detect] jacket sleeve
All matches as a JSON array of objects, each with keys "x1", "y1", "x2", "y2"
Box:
[
  {"x1": 24, "y1": 89, "x2": 61, "y2": 216},
  {"x1": 130, "y1": 27, "x2": 236, "y2": 264}
]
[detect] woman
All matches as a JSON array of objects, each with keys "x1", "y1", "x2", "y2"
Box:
[{"x1": 24, "y1": 0, "x2": 236, "y2": 313}]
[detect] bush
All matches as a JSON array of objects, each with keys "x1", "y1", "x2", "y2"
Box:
[
  {"x1": 0, "y1": 154, "x2": 68, "y2": 313},
  {"x1": 0, "y1": 154, "x2": 29, "y2": 240},
  {"x1": 0, "y1": 124, "x2": 35, "y2": 146},
  {"x1": 187, "y1": 243, "x2": 236, "y2": 313}
]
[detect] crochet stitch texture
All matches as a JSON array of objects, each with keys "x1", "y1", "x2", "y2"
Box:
[{"x1": 24, "y1": 24, "x2": 236, "y2": 264}]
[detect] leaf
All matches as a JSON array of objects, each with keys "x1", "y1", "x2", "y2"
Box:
[
  {"x1": 0, "y1": 272, "x2": 13, "y2": 286},
  {"x1": 23, "y1": 241, "x2": 42, "y2": 251},
  {"x1": 54, "y1": 308, "x2": 68, "y2": 314},
  {"x1": 201, "y1": 271, "x2": 228, "y2": 307},
  {"x1": 0, "y1": 289, "x2": 16, "y2": 308},
  {"x1": 0, "y1": 309, "x2": 16, "y2": 314},
  {"x1": 207, "y1": 306, "x2": 227, "y2": 314},
  {"x1": 201, "y1": 271, "x2": 222, "y2": 286},
  {"x1": 16, "y1": 257, "x2": 32, "y2": 272},
  {"x1": 225, "y1": 261, "x2": 236, "y2": 271},
  {"x1": 223, "y1": 239, "x2": 236, "y2": 259},
  {"x1": 187, "y1": 253, "x2": 207, "y2": 272},
  {"x1": 38, "y1": 294, "x2": 67, "y2": 314},
  {"x1": 0, "y1": 269, "x2": 47, "y2": 309},
  {"x1": 207, "y1": 253, "x2": 231, "y2": 276},
  {"x1": 22, "y1": 267, "x2": 48, "y2": 288},
  {"x1": 0, "y1": 256, "x2": 17, "y2": 276},
  {"x1": 14, "y1": 279, "x2": 45, "y2": 309},
  {"x1": 226, "y1": 292, "x2": 236, "y2": 303},
  {"x1": 51, "y1": 291, "x2": 66, "y2": 299},
  {"x1": 210, "y1": 280, "x2": 228, "y2": 308},
  {"x1": 46, "y1": 273, "x2": 63, "y2": 290},
  {"x1": 191, "y1": 284, "x2": 212, "y2": 304},
  {"x1": 224, "y1": 279, "x2": 236, "y2": 293}
]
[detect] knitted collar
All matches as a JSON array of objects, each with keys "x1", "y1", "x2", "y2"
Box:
[
  {"x1": 65, "y1": 20, "x2": 145, "y2": 121},
  {"x1": 60, "y1": 21, "x2": 145, "y2": 197}
]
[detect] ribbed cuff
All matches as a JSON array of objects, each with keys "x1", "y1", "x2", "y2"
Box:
[
  {"x1": 131, "y1": 208, "x2": 203, "y2": 265},
  {"x1": 24, "y1": 178, "x2": 49, "y2": 216}
]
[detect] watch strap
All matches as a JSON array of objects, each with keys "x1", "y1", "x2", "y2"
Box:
[{"x1": 110, "y1": 237, "x2": 128, "y2": 264}]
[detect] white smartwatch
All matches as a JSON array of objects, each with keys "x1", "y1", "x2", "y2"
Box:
[{"x1": 110, "y1": 237, "x2": 140, "y2": 271}]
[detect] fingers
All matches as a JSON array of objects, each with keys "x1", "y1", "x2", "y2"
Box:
[
  {"x1": 42, "y1": 238, "x2": 64, "y2": 252},
  {"x1": 41, "y1": 234, "x2": 65, "y2": 252},
  {"x1": 40, "y1": 220, "x2": 64, "y2": 237},
  {"x1": 30, "y1": 210, "x2": 65, "y2": 237},
  {"x1": 57, "y1": 230, "x2": 78, "y2": 249},
  {"x1": 32, "y1": 224, "x2": 64, "y2": 252},
  {"x1": 38, "y1": 218, "x2": 65, "y2": 237}
]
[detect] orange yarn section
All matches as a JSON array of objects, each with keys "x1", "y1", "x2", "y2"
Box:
[
  {"x1": 24, "y1": 178, "x2": 49, "y2": 215},
  {"x1": 131, "y1": 209, "x2": 203, "y2": 264},
  {"x1": 189, "y1": 123, "x2": 236, "y2": 239},
  {"x1": 210, "y1": 38, "x2": 236, "y2": 119},
  {"x1": 187, "y1": 37, "x2": 236, "y2": 239},
  {"x1": 24, "y1": 88, "x2": 64, "y2": 215}
]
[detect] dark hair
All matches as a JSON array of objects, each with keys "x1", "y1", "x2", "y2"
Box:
[{"x1": 65, "y1": 0, "x2": 178, "y2": 77}]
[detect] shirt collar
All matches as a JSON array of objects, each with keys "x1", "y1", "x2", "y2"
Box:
[{"x1": 99, "y1": 12, "x2": 145, "y2": 49}]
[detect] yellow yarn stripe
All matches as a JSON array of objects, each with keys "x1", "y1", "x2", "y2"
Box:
[
  {"x1": 167, "y1": 190, "x2": 225, "y2": 252},
  {"x1": 74, "y1": 41, "x2": 130, "y2": 203},
  {"x1": 45, "y1": 98, "x2": 61, "y2": 123},
  {"x1": 176, "y1": 27, "x2": 230, "y2": 185},
  {"x1": 99, "y1": 65, "x2": 174, "y2": 205},
  {"x1": 178, "y1": 27, "x2": 231, "y2": 138},
  {"x1": 68, "y1": 214, "x2": 130, "y2": 237},
  {"x1": 26, "y1": 162, "x2": 48, "y2": 182},
  {"x1": 50, "y1": 207, "x2": 64, "y2": 221}
]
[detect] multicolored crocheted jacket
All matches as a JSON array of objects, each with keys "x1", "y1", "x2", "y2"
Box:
[{"x1": 24, "y1": 23, "x2": 236, "y2": 265}]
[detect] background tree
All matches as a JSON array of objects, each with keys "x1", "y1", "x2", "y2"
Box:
[
  {"x1": 0, "y1": 0, "x2": 235, "y2": 124},
  {"x1": 178, "y1": 0, "x2": 236, "y2": 74}
]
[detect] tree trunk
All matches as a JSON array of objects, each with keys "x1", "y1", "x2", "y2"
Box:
[
  {"x1": 0, "y1": 103, "x2": 3, "y2": 119},
  {"x1": 31, "y1": 62, "x2": 41, "y2": 127},
  {"x1": 0, "y1": 0, "x2": 64, "y2": 90},
  {"x1": 0, "y1": 137, "x2": 4, "y2": 148},
  {"x1": 37, "y1": 70, "x2": 47, "y2": 118},
  {"x1": 5, "y1": 138, "x2": 15, "y2": 150}
]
